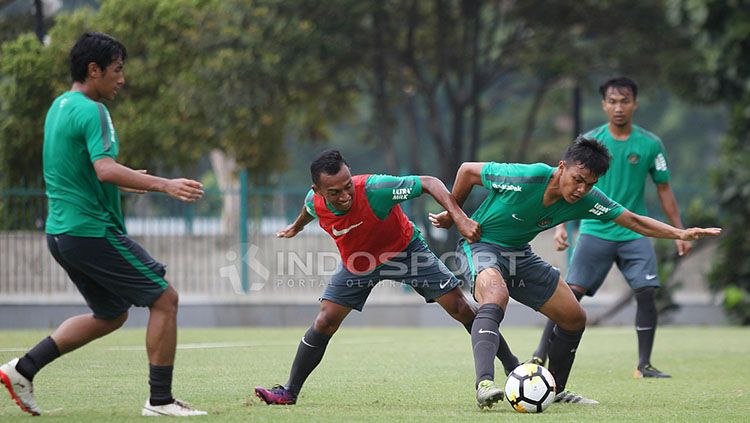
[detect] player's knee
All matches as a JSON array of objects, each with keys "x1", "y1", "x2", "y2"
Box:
[
  {"x1": 152, "y1": 287, "x2": 179, "y2": 314},
  {"x1": 111, "y1": 311, "x2": 129, "y2": 329},
  {"x1": 560, "y1": 307, "x2": 586, "y2": 331},
  {"x1": 313, "y1": 312, "x2": 342, "y2": 336}
]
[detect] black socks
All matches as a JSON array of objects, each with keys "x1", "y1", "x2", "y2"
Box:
[
  {"x1": 471, "y1": 304, "x2": 505, "y2": 386},
  {"x1": 149, "y1": 364, "x2": 174, "y2": 406},
  {"x1": 635, "y1": 286, "x2": 657, "y2": 367},
  {"x1": 547, "y1": 326, "x2": 584, "y2": 393},
  {"x1": 15, "y1": 336, "x2": 61, "y2": 382},
  {"x1": 286, "y1": 326, "x2": 332, "y2": 396},
  {"x1": 533, "y1": 289, "x2": 584, "y2": 362}
]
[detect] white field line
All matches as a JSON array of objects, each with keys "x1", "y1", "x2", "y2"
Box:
[{"x1": 0, "y1": 338, "x2": 393, "y2": 353}]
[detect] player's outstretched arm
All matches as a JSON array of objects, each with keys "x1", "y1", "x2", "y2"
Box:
[
  {"x1": 613, "y1": 209, "x2": 721, "y2": 241},
  {"x1": 656, "y1": 182, "x2": 692, "y2": 256},
  {"x1": 428, "y1": 162, "x2": 485, "y2": 230},
  {"x1": 276, "y1": 206, "x2": 315, "y2": 238},
  {"x1": 420, "y1": 176, "x2": 481, "y2": 242},
  {"x1": 93, "y1": 157, "x2": 203, "y2": 203}
]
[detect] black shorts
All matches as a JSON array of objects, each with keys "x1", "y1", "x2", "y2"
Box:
[
  {"x1": 46, "y1": 228, "x2": 168, "y2": 320},
  {"x1": 455, "y1": 240, "x2": 560, "y2": 311}
]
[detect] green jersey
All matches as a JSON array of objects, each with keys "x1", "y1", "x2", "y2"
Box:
[
  {"x1": 305, "y1": 174, "x2": 423, "y2": 241},
  {"x1": 580, "y1": 124, "x2": 670, "y2": 241},
  {"x1": 43, "y1": 91, "x2": 125, "y2": 237},
  {"x1": 473, "y1": 162, "x2": 624, "y2": 248}
]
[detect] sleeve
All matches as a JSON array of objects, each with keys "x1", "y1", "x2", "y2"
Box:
[
  {"x1": 365, "y1": 175, "x2": 423, "y2": 220},
  {"x1": 304, "y1": 189, "x2": 317, "y2": 219},
  {"x1": 581, "y1": 188, "x2": 625, "y2": 221},
  {"x1": 83, "y1": 102, "x2": 118, "y2": 163},
  {"x1": 649, "y1": 139, "x2": 671, "y2": 184},
  {"x1": 480, "y1": 162, "x2": 511, "y2": 190}
]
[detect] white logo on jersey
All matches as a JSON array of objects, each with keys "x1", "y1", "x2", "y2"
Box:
[
  {"x1": 588, "y1": 203, "x2": 611, "y2": 216},
  {"x1": 332, "y1": 221, "x2": 364, "y2": 237},
  {"x1": 654, "y1": 153, "x2": 667, "y2": 172},
  {"x1": 392, "y1": 187, "x2": 412, "y2": 200},
  {"x1": 492, "y1": 183, "x2": 522, "y2": 192},
  {"x1": 511, "y1": 213, "x2": 525, "y2": 221}
]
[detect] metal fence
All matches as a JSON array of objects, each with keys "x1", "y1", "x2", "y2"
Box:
[{"x1": 0, "y1": 176, "x2": 425, "y2": 306}]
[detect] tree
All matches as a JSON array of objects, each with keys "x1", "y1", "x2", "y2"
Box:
[{"x1": 667, "y1": 0, "x2": 750, "y2": 324}]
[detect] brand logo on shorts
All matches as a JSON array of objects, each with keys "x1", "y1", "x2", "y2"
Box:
[
  {"x1": 439, "y1": 280, "x2": 452, "y2": 289},
  {"x1": 645, "y1": 274, "x2": 657, "y2": 280},
  {"x1": 628, "y1": 153, "x2": 640, "y2": 165}
]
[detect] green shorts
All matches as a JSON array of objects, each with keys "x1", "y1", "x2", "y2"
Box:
[
  {"x1": 455, "y1": 240, "x2": 560, "y2": 311},
  {"x1": 46, "y1": 228, "x2": 168, "y2": 320}
]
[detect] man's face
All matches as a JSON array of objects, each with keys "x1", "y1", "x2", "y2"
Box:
[
  {"x1": 313, "y1": 165, "x2": 355, "y2": 212},
  {"x1": 602, "y1": 86, "x2": 637, "y2": 128},
  {"x1": 558, "y1": 161, "x2": 599, "y2": 203},
  {"x1": 94, "y1": 57, "x2": 125, "y2": 101}
]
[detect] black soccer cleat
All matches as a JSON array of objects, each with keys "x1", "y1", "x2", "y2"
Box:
[{"x1": 634, "y1": 364, "x2": 671, "y2": 379}]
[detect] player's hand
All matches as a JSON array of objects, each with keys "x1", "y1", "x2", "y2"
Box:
[
  {"x1": 165, "y1": 178, "x2": 204, "y2": 203},
  {"x1": 119, "y1": 169, "x2": 148, "y2": 194},
  {"x1": 553, "y1": 225, "x2": 569, "y2": 251},
  {"x1": 454, "y1": 216, "x2": 481, "y2": 243},
  {"x1": 276, "y1": 224, "x2": 302, "y2": 238},
  {"x1": 679, "y1": 227, "x2": 721, "y2": 241},
  {"x1": 675, "y1": 239, "x2": 693, "y2": 257},
  {"x1": 428, "y1": 211, "x2": 454, "y2": 229}
]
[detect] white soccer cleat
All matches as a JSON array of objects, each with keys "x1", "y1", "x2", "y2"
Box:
[
  {"x1": 554, "y1": 390, "x2": 599, "y2": 404},
  {"x1": 142, "y1": 398, "x2": 207, "y2": 416},
  {"x1": 0, "y1": 358, "x2": 41, "y2": 416}
]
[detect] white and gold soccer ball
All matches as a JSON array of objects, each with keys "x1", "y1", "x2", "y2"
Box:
[{"x1": 504, "y1": 363, "x2": 556, "y2": 413}]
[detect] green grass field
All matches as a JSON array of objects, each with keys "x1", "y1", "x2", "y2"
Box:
[{"x1": 1, "y1": 327, "x2": 749, "y2": 421}]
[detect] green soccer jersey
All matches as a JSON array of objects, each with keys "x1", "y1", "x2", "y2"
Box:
[
  {"x1": 305, "y1": 174, "x2": 423, "y2": 241},
  {"x1": 579, "y1": 124, "x2": 670, "y2": 241},
  {"x1": 473, "y1": 162, "x2": 624, "y2": 248},
  {"x1": 43, "y1": 91, "x2": 125, "y2": 237}
]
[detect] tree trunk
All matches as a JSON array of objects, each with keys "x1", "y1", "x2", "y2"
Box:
[{"x1": 209, "y1": 149, "x2": 239, "y2": 235}]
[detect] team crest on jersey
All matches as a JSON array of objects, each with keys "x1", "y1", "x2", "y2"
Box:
[
  {"x1": 628, "y1": 153, "x2": 640, "y2": 165},
  {"x1": 536, "y1": 218, "x2": 553, "y2": 228}
]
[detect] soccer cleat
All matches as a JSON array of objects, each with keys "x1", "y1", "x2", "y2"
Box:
[
  {"x1": 634, "y1": 364, "x2": 671, "y2": 379},
  {"x1": 0, "y1": 358, "x2": 41, "y2": 416},
  {"x1": 554, "y1": 390, "x2": 599, "y2": 405},
  {"x1": 476, "y1": 379, "x2": 504, "y2": 409},
  {"x1": 254, "y1": 384, "x2": 297, "y2": 405},
  {"x1": 526, "y1": 356, "x2": 546, "y2": 367},
  {"x1": 141, "y1": 398, "x2": 207, "y2": 416}
]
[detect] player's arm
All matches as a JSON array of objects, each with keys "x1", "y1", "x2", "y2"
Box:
[
  {"x1": 276, "y1": 206, "x2": 315, "y2": 238},
  {"x1": 420, "y1": 176, "x2": 481, "y2": 242},
  {"x1": 613, "y1": 209, "x2": 721, "y2": 241},
  {"x1": 656, "y1": 182, "x2": 691, "y2": 256},
  {"x1": 553, "y1": 224, "x2": 569, "y2": 251},
  {"x1": 93, "y1": 157, "x2": 203, "y2": 203},
  {"x1": 428, "y1": 162, "x2": 485, "y2": 229}
]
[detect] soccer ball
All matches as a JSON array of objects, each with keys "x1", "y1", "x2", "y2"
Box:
[{"x1": 504, "y1": 363, "x2": 556, "y2": 413}]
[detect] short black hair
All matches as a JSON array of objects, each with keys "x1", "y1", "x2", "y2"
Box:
[
  {"x1": 599, "y1": 76, "x2": 638, "y2": 99},
  {"x1": 69, "y1": 32, "x2": 127, "y2": 83},
  {"x1": 310, "y1": 149, "x2": 349, "y2": 185},
  {"x1": 563, "y1": 136, "x2": 611, "y2": 177}
]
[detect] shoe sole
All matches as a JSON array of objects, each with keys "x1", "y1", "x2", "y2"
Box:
[
  {"x1": 477, "y1": 391, "x2": 504, "y2": 409},
  {"x1": 254, "y1": 389, "x2": 295, "y2": 405},
  {"x1": 634, "y1": 369, "x2": 671, "y2": 379},
  {"x1": 0, "y1": 370, "x2": 39, "y2": 416}
]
